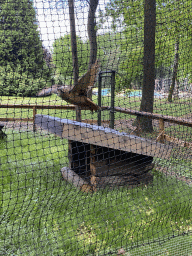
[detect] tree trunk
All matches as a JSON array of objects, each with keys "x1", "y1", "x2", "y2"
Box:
[
  {"x1": 173, "y1": 79, "x2": 179, "y2": 100},
  {"x1": 168, "y1": 40, "x2": 179, "y2": 102},
  {"x1": 68, "y1": 0, "x2": 81, "y2": 121},
  {"x1": 137, "y1": 0, "x2": 156, "y2": 133},
  {"x1": 87, "y1": 0, "x2": 99, "y2": 69},
  {"x1": 87, "y1": 0, "x2": 99, "y2": 99}
]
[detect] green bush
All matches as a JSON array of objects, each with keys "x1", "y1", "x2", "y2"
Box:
[
  {"x1": 115, "y1": 72, "x2": 132, "y2": 92},
  {"x1": 0, "y1": 65, "x2": 51, "y2": 97}
]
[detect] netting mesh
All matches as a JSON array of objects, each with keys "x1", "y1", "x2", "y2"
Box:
[{"x1": 0, "y1": 0, "x2": 192, "y2": 255}]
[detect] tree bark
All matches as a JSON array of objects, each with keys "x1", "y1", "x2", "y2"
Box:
[
  {"x1": 168, "y1": 40, "x2": 179, "y2": 102},
  {"x1": 87, "y1": 0, "x2": 99, "y2": 69},
  {"x1": 68, "y1": 0, "x2": 81, "y2": 121},
  {"x1": 68, "y1": 0, "x2": 79, "y2": 85},
  {"x1": 87, "y1": 0, "x2": 99, "y2": 99},
  {"x1": 137, "y1": 0, "x2": 156, "y2": 133}
]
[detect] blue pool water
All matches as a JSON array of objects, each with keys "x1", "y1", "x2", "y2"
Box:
[
  {"x1": 94, "y1": 88, "x2": 111, "y2": 96},
  {"x1": 128, "y1": 90, "x2": 162, "y2": 97},
  {"x1": 98, "y1": 89, "x2": 162, "y2": 97},
  {"x1": 101, "y1": 88, "x2": 111, "y2": 96}
]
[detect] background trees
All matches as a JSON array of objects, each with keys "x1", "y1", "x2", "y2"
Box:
[
  {"x1": 0, "y1": 0, "x2": 52, "y2": 96},
  {"x1": 99, "y1": 0, "x2": 192, "y2": 89},
  {"x1": 52, "y1": 34, "x2": 89, "y2": 84},
  {"x1": 98, "y1": 0, "x2": 192, "y2": 132},
  {"x1": 156, "y1": 0, "x2": 192, "y2": 102}
]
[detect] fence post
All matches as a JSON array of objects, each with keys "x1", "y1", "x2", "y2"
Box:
[
  {"x1": 156, "y1": 118, "x2": 165, "y2": 143},
  {"x1": 110, "y1": 71, "x2": 115, "y2": 129},
  {"x1": 97, "y1": 72, "x2": 102, "y2": 126},
  {"x1": 33, "y1": 106, "x2": 37, "y2": 132}
]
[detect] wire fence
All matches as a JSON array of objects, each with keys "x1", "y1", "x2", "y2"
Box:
[{"x1": 0, "y1": 0, "x2": 192, "y2": 255}]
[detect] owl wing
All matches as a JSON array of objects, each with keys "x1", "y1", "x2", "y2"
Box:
[
  {"x1": 36, "y1": 85, "x2": 59, "y2": 97},
  {"x1": 70, "y1": 60, "x2": 99, "y2": 95},
  {"x1": 88, "y1": 59, "x2": 99, "y2": 88},
  {"x1": 36, "y1": 85, "x2": 67, "y2": 97}
]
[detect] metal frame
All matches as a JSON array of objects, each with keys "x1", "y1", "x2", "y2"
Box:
[{"x1": 97, "y1": 70, "x2": 116, "y2": 128}]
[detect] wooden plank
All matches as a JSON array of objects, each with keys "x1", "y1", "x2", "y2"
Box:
[
  {"x1": 35, "y1": 114, "x2": 173, "y2": 159},
  {"x1": 0, "y1": 104, "x2": 76, "y2": 109},
  {"x1": 91, "y1": 159, "x2": 154, "y2": 177},
  {"x1": 0, "y1": 118, "x2": 33, "y2": 122}
]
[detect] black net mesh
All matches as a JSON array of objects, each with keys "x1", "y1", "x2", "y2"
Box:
[{"x1": 0, "y1": 0, "x2": 192, "y2": 255}]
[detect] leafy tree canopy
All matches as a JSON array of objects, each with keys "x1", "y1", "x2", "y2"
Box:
[
  {"x1": 99, "y1": 0, "x2": 192, "y2": 86},
  {"x1": 52, "y1": 34, "x2": 90, "y2": 83},
  {"x1": 0, "y1": 0, "x2": 52, "y2": 96}
]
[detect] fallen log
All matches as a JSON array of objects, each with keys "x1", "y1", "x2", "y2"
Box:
[{"x1": 61, "y1": 167, "x2": 93, "y2": 193}]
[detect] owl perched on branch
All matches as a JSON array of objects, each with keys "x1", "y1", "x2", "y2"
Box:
[{"x1": 37, "y1": 60, "x2": 100, "y2": 112}]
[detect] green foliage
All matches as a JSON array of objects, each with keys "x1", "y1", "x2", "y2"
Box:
[
  {"x1": 52, "y1": 34, "x2": 89, "y2": 79},
  {"x1": 97, "y1": 33, "x2": 126, "y2": 70},
  {"x1": 99, "y1": 0, "x2": 192, "y2": 85},
  {"x1": 98, "y1": 1, "x2": 144, "y2": 87},
  {"x1": 0, "y1": 0, "x2": 52, "y2": 96},
  {"x1": 0, "y1": 65, "x2": 51, "y2": 97},
  {"x1": 115, "y1": 72, "x2": 133, "y2": 92}
]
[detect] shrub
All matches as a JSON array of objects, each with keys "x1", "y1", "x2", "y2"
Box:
[{"x1": 0, "y1": 65, "x2": 51, "y2": 97}]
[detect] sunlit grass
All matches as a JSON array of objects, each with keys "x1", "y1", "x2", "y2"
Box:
[{"x1": 0, "y1": 130, "x2": 192, "y2": 255}]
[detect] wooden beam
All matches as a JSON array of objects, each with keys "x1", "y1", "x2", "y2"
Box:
[
  {"x1": 0, "y1": 118, "x2": 33, "y2": 122},
  {"x1": 1, "y1": 104, "x2": 191, "y2": 128},
  {"x1": 0, "y1": 104, "x2": 76, "y2": 110},
  {"x1": 35, "y1": 114, "x2": 173, "y2": 159},
  {"x1": 111, "y1": 107, "x2": 192, "y2": 128}
]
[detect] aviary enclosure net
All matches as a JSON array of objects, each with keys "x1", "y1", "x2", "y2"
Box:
[{"x1": 0, "y1": 0, "x2": 192, "y2": 255}]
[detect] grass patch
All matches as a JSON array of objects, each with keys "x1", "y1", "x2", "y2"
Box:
[{"x1": 0, "y1": 130, "x2": 192, "y2": 255}]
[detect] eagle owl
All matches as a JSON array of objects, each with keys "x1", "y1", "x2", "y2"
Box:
[{"x1": 37, "y1": 60, "x2": 100, "y2": 112}]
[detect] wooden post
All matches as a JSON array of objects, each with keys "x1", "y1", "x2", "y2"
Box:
[
  {"x1": 110, "y1": 71, "x2": 115, "y2": 129},
  {"x1": 33, "y1": 106, "x2": 37, "y2": 132},
  {"x1": 159, "y1": 118, "x2": 164, "y2": 133},
  {"x1": 90, "y1": 145, "x2": 97, "y2": 191},
  {"x1": 75, "y1": 106, "x2": 81, "y2": 122},
  {"x1": 97, "y1": 72, "x2": 102, "y2": 126},
  {"x1": 156, "y1": 118, "x2": 165, "y2": 143},
  {"x1": 132, "y1": 116, "x2": 142, "y2": 136},
  {"x1": 68, "y1": 140, "x2": 73, "y2": 169}
]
